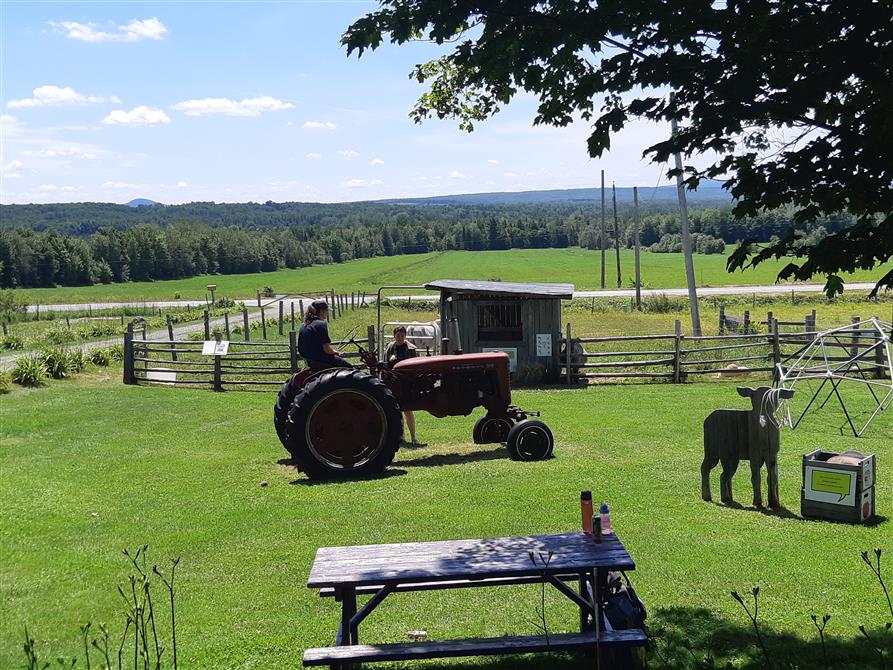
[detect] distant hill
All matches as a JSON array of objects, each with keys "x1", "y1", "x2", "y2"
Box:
[
  {"x1": 378, "y1": 182, "x2": 732, "y2": 206},
  {"x1": 126, "y1": 198, "x2": 162, "y2": 208}
]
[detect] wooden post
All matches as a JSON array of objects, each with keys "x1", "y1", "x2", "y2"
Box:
[
  {"x1": 565, "y1": 322, "x2": 572, "y2": 385},
  {"x1": 224, "y1": 312, "x2": 231, "y2": 339},
  {"x1": 743, "y1": 310, "x2": 750, "y2": 334},
  {"x1": 590, "y1": 297, "x2": 595, "y2": 313},
  {"x1": 612, "y1": 181, "x2": 621, "y2": 288},
  {"x1": 261, "y1": 307, "x2": 267, "y2": 339},
  {"x1": 329, "y1": 290, "x2": 336, "y2": 321},
  {"x1": 791, "y1": 288, "x2": 795, "y2": 305},
  {"x1": 719, "y1": 306, "x2": 725, "y2": 335},
  {"x1": 771, "y1": 317, "x2": 781, "y2": 372},
  {"x1": 120, "y1": 312, "x2": 125, "y2": 326},
  {"x1": 36, "y1": 303, "x2": 40, "y2": 319},
  {"x1": 256, "y1": 291, "x2": 261, "y2": 308},
  {"x1": 166, "y1": 314, "x2": 177, "y2": 362},
  {"x1": 243, "y1": 306, "x2": 250, "y2": 342},
  {"x1": 673, "y1": 320, "x2": 683, "y2": 383},
  {"x1": 600, "y1": 170, "x2": 606, "y2": 289},
  {"x1": 367, "y1": 325, "x2": 375, "y2": 356},
  {"x1": 1, "y1": 320, "x2": 7, "y2": 336},
  {"x1": 289, "y1": 330, "x2": 299, "y2": 373},
  {"x1": 213, "y1": 333, "x2": 222, "y2": 392},
  {"x1": 633, "y1": 185, "x2": 641, "y2": 311},
  {"x1": 203, "y1": 310, "x2": 210, "y2": 340},
  {"x1": 851, "y1": 316, "x2": 860, "y2": 358},
  {"x1": 65, "y1": 316, "x2": 71, "y2": 329},
  {"x1": 298, "y1": 299, "x2": 305, "y2": 321},
  {"x1": 278, "y1": 299, "x2": 285, "y2": 336},
  {"x1": 767, "y1": 311, "x2": 773, "y2": 332},
  {"x1": 290, "y1": 302, "x2": 296, "y2": 331},
  {"x1": 123, "y1": 324, "x2": 135, "y2": 385},
  {"x1": 874, "y1": 317, "x2": 885, "y2": 379}
]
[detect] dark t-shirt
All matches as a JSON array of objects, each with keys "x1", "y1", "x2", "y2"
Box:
[
  {"x1": 299, "y1": 319, "x2": 332, "y2": 363},
  {"x1": 385, "y1": 341, "x2": 417, "y2": 368}
]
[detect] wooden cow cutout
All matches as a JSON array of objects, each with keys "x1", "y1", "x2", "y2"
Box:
[{"x1": 701, "y1": 386, "x2": 795, "y2": 509}]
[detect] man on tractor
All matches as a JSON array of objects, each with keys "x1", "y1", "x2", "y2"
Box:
[{"x1": 298, "y1": 299, "x2": 351, "y2": 371}]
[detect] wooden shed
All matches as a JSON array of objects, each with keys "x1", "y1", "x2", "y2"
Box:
[{"x1": 424, "y1": 279, "x2": 575, "y2": 381}]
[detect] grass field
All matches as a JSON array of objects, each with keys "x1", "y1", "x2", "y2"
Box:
[
  {"x1": 14, "y1": 247, "x2": 893, "y2": 304},
  {"x1": 2, "y1": 369, "x2": 890, "y2": 668}
]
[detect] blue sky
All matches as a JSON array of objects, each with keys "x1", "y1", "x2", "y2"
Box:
[{"x1": 0, "y1": 1, "x2": 673, "y2": 205}]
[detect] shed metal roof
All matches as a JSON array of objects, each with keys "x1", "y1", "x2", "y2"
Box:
[{"x1": 425, "y1": 279, "x2": 575, "y2": 299}]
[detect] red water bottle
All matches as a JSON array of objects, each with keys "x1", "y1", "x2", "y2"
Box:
[{"x1": 581, "y1": 491, "x2": 594, "y2": 534}]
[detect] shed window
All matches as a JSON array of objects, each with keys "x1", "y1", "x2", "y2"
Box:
[{"x1": 478, "y1": 302, "x2": 522, "y2": 341}]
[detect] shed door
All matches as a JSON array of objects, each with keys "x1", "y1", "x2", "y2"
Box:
[{"x1": 477, "y1": 301, "x2": 523, "y2": 342}]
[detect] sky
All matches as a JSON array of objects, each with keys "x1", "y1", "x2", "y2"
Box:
[{"x1": 0, "y1": 1, "x2": 676, "y2": 205}]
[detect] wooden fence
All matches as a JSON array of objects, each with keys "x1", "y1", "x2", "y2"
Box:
[
  {"x1": 560, "y1": 315, "x2": 890, "y2": 384},
  {"x1": 124, "y1": 323, "x2": 374, "y2": 389},
  {"x1": 719, "y1": 307, "x2": 817, "y2": 335}
]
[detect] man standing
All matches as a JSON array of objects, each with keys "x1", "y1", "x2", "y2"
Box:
[{"x1": 386, "y1": 325, "x2": 424, "y2": 446}]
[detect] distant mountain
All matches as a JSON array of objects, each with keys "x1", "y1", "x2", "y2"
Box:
[
  {"x1": 378, "y1": 182, "x2": 732, "y2": 206},
  {"x1": 125, "y1": 198, "x2": 162, "y2": 208}
]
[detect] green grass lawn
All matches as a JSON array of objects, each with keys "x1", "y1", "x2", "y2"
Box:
[
  {"x1": 14, "y1": 247, "x2": 892, "y2": 304},
  {"x1": 2, "y1": 369, "x2": 890, "y2": 669}
]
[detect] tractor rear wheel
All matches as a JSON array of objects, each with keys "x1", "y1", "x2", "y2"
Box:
[
  {"x1": 472, "y1": 415, "x2": 514, "y2": 444},
  {"x1": 274, "y1": 375, "x2": 301, "y2": 450},
  {"x1": 287, "y1": 369, "x2": 402, "y2": 479},
  {"x1": 506, "y1": 419, "x2": 554, "y2": 461}
]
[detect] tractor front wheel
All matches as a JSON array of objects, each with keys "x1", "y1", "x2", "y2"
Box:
[
  {"x1": 472, "y1": 415, "x2": 514, "y2": 444},
  {"x1": 274, "y1": 374, "x2": 301, "y2": 450},
  {"x1": 506, "y1": 419, "x2": 554, "y2": 461},
  {"x1": 287, "y1": 369, "x2": 402, "y2": 479}
]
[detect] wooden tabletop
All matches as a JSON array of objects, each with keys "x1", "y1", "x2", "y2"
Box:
[{"x1": 307, "y1": 532, "x2": 635, "y2": 589}]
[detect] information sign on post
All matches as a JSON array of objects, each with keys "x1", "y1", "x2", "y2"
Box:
[{"x1": 202, "y1": 340, "x2": 230, "y2": 356}]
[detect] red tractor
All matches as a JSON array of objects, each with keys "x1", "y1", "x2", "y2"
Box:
[{"x1": 274, "y1": 327, "x2": 554, "y2": 479}]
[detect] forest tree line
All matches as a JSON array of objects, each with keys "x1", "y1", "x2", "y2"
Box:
[{"x1": 0, "y1": 201, "x2": 850, "y2": 289}]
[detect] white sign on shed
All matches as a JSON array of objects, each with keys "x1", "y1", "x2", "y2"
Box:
[
  {"x1": 202, "y1": 340, "x2": 230, "y2": 356},
  {"x1": 535, "y1": 334, "x2": 553, "y2": 357}
]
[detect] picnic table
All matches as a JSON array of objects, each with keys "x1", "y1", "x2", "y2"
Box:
[{"x1": 303, "y1": 531, "x2": 647, "y2": 668}]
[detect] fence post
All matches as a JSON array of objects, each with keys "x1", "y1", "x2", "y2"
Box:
[
  {"x1": 771, "y1": 317, "x2": 781, "y2": 372},
  {"x1": 123, "y1": 324, "x2": 135, "y2": 385},
  {"x1": 256, "y1": 291, "x2": 261, "y2": 308},
  {"x1": 719, "y1": 306, "x2": 725, "y2": 335},
  {"x1": 213, "y1": 333, "x2": 223, "y2": 392},
  {"x1": 290, "y1": 302, "x2": 296, "y2": 332},
  {"x1": 167, "y1": 314, "x2": 177, "y2": 362},
  {"x1": 298, "y1": 299, "x2": 305, "y2": 321},
  {"x1": 565, "y1": 322, "x2": 572, "y2": 385},
  {"x1": 289, "y1": 330, "x2": 299, "y2": 373},
  {"x1": 203, "y1": 310, "x2": 210, "y2": 340},
  {"x1": 743, "y1": 310, "x2": 750, "y2": 334},
  {"x1": 261, "y1": 307, "x2": 267, "y2": 339},
  {"x1": 874, "y1": 317, "x2": 885, "y2": 379},
  {"x1": 329, "y1": 290, "x2": 336, "y2": 321},
  {"x1": 243, "y1": 306, "x2": 250, "y2": 342},
  {"x1": 673, "y1": 320, "x2": 682, "y2": 383},
  {"x1": 367, "y1": 325, "x2": 375, "y2": 355},
  {"x1": 767, "y1": 311, "x2": 773, "y2": 333},
  {"x1": 1, "y1": 320, "x2": 7, "y2": 336},
  {"x1": 278, "y1": 299, "x2": 285, "y2": 336},
  {"x1": 851, "y1": 316, "x2": 861, "y2": 358},
  {"x1": 224, "y1": 312, "x2": 231, "y2": 340}
]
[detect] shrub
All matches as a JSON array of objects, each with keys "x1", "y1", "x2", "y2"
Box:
[
  {"x1": 643, "y1": 293, "x2": 689, "y2": 314},
  {"x1": 89, "y1": 347, "x2": 111, "y2": 366},
  {"x1": 109, "y1": 344, "x2": 124, "y2": 361},
  {"x1": 1, "y1": 334, "x2": 24, "y2": 350},
  {"x1": 0, "y1": 372, "x2": 11, "y2": 394},
  {"x1": 67, "y1": 349, "x2": 87, "y2": 372},
  {"x1": 12, "y1": 355, "x2": 46, "y2": 386},
  {"x1": 41, "y1": 348, "x2": 71, "y2": 379},
  {"x1": 44, "y1": 322, "x2": 74, "y2": 345}
]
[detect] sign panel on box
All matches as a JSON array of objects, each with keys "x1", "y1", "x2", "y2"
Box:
[
  {"x1": 483, "y1": 347, "x2": 518, "y2": 372},
  {"x1": 202, "y1": 340, "x2": 230, "y2": 356},
  {"x1": 804, "y1": 465, "x2": 857, "y2": 506},
  {"x1": 535, "y1": 334, "x2": 553, "y2": 357}
]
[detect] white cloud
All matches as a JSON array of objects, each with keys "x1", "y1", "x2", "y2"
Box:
[
  {"x1": 339, "y1": 150, "x2": 359, "y2": 158},
  {"x1": 49, "y1": 18, "x2": 168, "y2": 43},
  {"x1": 25, "y1": 147, "x2": 98, "y2": 159},
  {"x1": 8, "y1": 85, "x2": 120, "y2": 109},
  {"x1": 102, "y1": 106, "x2": 171, "y2": 126},
  {"x1": 369, "y1": 158, "x2": 384, "y2": 166},
  {"x1": 102, "y1": 181, "x2": 138, "y2": 189},
  {"x1": 2, "y1": 160, "x2": 23, "y2": 177},
  {"x1": 304, "y1": 121, "x2": 336, "y2": 130},
  {"x1": 170, "y1": 96, "x2": 293, "y2": 117},
  {"x1": 176, "y1": 180, "x2": 188, "y2": 188},
  {"x1": 503, "y1": 172, "x2": 519, "y2": 178},
  {"x1": 36, "y1": 184, "x2": 59, "y2": 192},
  {"x1": 487, "y1": 159, "x2": 500, "y2": 164},
  {"x1": 306, "y1": 153, "x2": 322, "y2": 159},
  {"x1": 370, "y1": 179, "x2": 384, "y2": 186},
  {"x1": 342, "y1": 179, "x2": 368, "y2": 188},
  {"x1": 449, "y1": 170, "x2": 467, "y2": 179}
]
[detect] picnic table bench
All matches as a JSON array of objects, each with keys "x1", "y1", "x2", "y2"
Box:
[{"x1": 304, "y1": 531, "x2": 647, "y2": 668}]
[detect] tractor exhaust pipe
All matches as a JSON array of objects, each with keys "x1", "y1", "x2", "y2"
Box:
[{"x1": 448, "y1": 317, "x2": 463, "y2": 355}]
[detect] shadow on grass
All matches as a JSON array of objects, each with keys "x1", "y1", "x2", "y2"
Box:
[
  {"x1": 398, "y1": 446, "x2": 509, "y2": 468},
  {"x1": 289, "y1": 468, "x2": 408, "y2": 486},
  {"x1": 720, "y1": 501, "x2": 801, "y2": 520},
  {"x1": 438, "y1": 606, "x2": 887, "y2": 670}
]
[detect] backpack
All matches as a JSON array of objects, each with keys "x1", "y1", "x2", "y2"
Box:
[{"x1": 603, "y1": 571, "x2": 647, "y2": 630}]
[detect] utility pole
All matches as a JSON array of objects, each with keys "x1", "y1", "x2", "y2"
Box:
[
  {"x1": 633, "y1": 186, "x2": 642, "y2": 311},
  {"x1": 612, "y1": 182, "x2": 622, "y2": 288},
  {"x1": 669, "y1": 91, "x2": 702, "y2": 336},
  {"x1": 600, "y1": 169, "x2": 606, "y2": 289}
]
